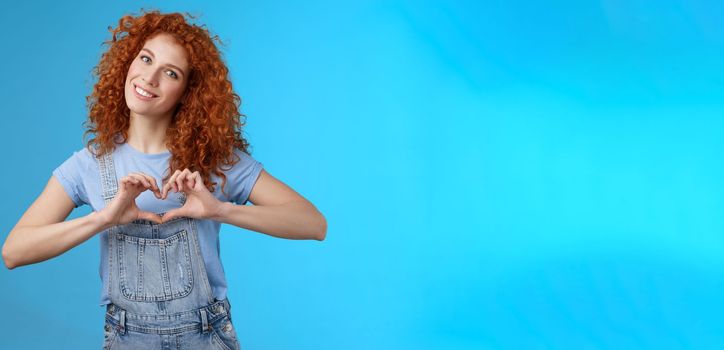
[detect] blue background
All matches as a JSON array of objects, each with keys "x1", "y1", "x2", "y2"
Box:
[{"x1": 1, "y1": 0, "x2": 723, "y2": 349}]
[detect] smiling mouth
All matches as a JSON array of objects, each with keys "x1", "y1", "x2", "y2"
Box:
[{"x1": 134, "y1": 84, "x2": 158, "y2": 98}]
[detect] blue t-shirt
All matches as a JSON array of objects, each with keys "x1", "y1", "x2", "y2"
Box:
[{"x1": 52, "y1": 142, "x2": 263, "y2": 306}]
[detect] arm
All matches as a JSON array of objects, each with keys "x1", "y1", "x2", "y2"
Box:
[
  {"x1": 2, "y1": 175, "x2": 112, "y2": 270},
  {"x1": 3, "y1": 172, "x2": 166, "y2": 270},
  {"x1": 212, "y1": 169, "x2": 327, "y2": 241}
]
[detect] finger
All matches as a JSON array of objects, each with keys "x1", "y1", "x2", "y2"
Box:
[
  {"x1": 162, "y1": 170, "x2": 182, "y2": 199},
  {"x1": 131, "y1": 172, "x2": 161, "y2": 197},
  {"x1": 124, "y1": 176, "x2": 142, "y2": 190},
  {"x1": 162, "y1": 207, "x2": 187, "y2": 222},
  {"x1": 122, "y1": 177, "x2": 137, "y2": 191},
  {"x1": 141, "y1": 174, "x2": 161, "y2": 198},
  {"x1": 186, "y1": 170, "x2": 198, "y2": 189},
  {"x1": 137, "y1": 211, "x2": 162, "y2": 224},
  {"x1": 185, "y1": 172, "x2": 196, "y2": 190},
  {"x1": 174, "y1": 169, "x2": 190, "y2": 193},
  {"x1": 123, "y1": 176, "x2": 139, "y2": 185},
  {"x1": 119, "y1": 178, "x2": 129, "y2": 192},
  {"x1": 127, "y1": 174, "x2": 160, "y2": 197},
  {"x1": 120, "y1": 177, "x2": 144, "y2": 197},
  {"x1": 176, "y1": 169, "x2": 192, "y2": 193},
  {"x1": 190, "y1": 171, "x2": 202, "y2": 190},
  {"x1": 161, "y1": 180, "x2": 170, "y2": 199},
  {"x1": 166, "y1": 170, "x2": 183, "y2": 197},
  {"x1": 127, "y1": 174, "x2": 152, "y2": 190}
]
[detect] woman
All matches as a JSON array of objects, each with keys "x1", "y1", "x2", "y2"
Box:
[{"x1": 1, "y1": 10, "x2": 326, "y2": 350}]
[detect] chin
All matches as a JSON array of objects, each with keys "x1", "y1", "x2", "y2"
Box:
[{"x1": 127, "y1": 103, "x2": 173, "y2": 120}]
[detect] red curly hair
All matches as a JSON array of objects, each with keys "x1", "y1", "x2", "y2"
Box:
[{"x1": 83, "y1": 9, "x2": 250, "y2": 197}]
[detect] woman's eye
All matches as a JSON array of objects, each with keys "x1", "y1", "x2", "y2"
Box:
[
  {"x1": 141, "y1": 55, "x2": 151, "y2": 63},
  {"x1": 166, "y1": 70, "x2": 178, "y2": 79}
]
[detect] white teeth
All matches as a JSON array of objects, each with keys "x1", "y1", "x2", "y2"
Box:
[{"x1": 135, "y1": 85, "x2": 155, "y2": 98}]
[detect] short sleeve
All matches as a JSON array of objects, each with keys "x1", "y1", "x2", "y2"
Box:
[
  {"x1": 52, "y1": 149, "x2": 91, "y2": 208},
  {"x1": 225, "y1": 150, "x2": 264, "y2": 205}
]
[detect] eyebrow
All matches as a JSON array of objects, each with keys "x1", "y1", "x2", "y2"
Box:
[{"x1": 141, "y1": 48, "x2": 186, "y2": 77}]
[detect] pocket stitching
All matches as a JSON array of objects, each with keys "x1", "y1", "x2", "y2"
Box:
[
  {"x1": 211, "y1": 329, "x2": 234, "y2": 350},
  {"x1": 117, "y1": 230, "x2": 194, "y2": 302},
  {"x1": 103, "y1": 320, "x2": 119, "y2": 350},
  {"x1": 212, "y1": 316, "x2": 238, "y2": 350}
]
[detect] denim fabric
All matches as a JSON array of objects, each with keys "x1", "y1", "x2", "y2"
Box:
[
  {"x1": 52, "y1": 139, "x2": 264, "y2": 306},
  {"x1": 103, "y1": 299, "x2": 239, "y2": 350},
  {"x1": 98, "y1": 150, "x2": 241, "y2": 350}
]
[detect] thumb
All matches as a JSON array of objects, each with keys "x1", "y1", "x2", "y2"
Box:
[
  {"x1": 162, "y1": 208, "x2": 187, "y2": 223},
  {"x1": 138, "y1": 211, "x2": 162, "y2": 224}
]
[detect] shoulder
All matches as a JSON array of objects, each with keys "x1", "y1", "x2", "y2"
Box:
[
  {"x1": 72, "y1": 146, "x2": 101, "y2": 171},
  {"x1": 52, "y1": 145, "x2": 101, "y2": 208},
  {"x1": 234, "y1": 147, "x2": 258, "y2": 163},
  {"x1": 218, "y1": 148, "x2": 264, "y2": 204},
  {"x1": 55, "y1": 146, "x2": 97, "y2": 171},
  {"x1": 224, "y1": 148, "x2": 263, "y2": 174}
]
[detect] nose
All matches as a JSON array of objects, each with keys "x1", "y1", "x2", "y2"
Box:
[
  {"x1": 141, "y1": 68, "x2": 160, "y2": 87},
  {"x1": 142, "y1": 75, "x2": 158, "y2": 87}
]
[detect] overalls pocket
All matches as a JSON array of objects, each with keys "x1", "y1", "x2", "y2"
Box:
[
  {"x1": 116, "y1": 229, "x2": 194, "y2": 302},
  {"x1": 211, "y1": 314, "x2": 240, "y2": 350}
]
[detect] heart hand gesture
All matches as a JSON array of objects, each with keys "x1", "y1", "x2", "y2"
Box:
[
  {"x1": 160, "y1": 169, "x2": 223, "y2": 223},
  {"x1": 99, "y1": 172, "x2": 164, "y2": 225}
]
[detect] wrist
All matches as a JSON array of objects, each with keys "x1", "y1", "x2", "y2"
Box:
[
  {"x1": 88, "y1": 210, "x2": 113, "y2": 231},
  {"x1": 210, "y1": 201, "x2": 233, "y2": 222}
]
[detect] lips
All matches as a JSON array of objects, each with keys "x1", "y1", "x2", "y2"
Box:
[{"x1": 133, "y1": 83, "x2": 158, "y2": 99}]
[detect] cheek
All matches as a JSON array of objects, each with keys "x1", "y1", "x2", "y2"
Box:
[
  {"x1": 126, "y1": 61, "x2": 140, "y2": 78},
  {"x1": 125, "y1": 64, "x2": 140, "y2": 87},
  {"x1": 166, "y1": 83, "x2": 187, "y2": 103}
]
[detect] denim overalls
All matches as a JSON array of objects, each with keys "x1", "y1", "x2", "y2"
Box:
[{"x1": 98, "y1": 150, "x2": 241, "y2": 350}]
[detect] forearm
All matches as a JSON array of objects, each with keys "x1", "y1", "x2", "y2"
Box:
[
  {"x1": 212, "y1": 201, "x2": 327, "y2": 241},
  {"x1": 2, "y1": 211, "x2": 112, "y2": 269}
]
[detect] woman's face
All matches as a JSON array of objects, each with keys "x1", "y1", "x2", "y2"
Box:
[{"x1": 124, "y1": 33, "x2": 189, "y2": 119}]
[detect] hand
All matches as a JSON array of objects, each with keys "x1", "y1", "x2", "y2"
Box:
[
  {"x1": 99, "y1": 172, "x2": 164, "y2": 226},
  {"x1": 160, "y1": 169, "x2": 223, "y2": 223}
]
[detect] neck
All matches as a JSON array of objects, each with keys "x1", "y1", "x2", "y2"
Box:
[{"x1": 127, "y1": 112, "x2": 172, "y2": 154}]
